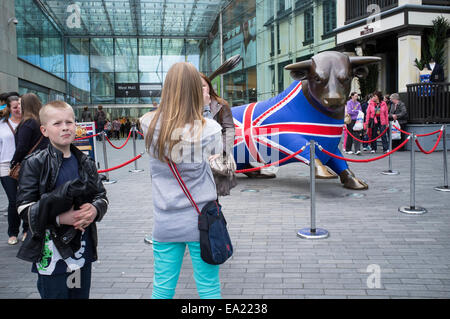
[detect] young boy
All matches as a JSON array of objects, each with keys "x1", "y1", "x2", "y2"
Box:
[{"x1": 16, "y1": 100, "x2": 108, "y2": 299}]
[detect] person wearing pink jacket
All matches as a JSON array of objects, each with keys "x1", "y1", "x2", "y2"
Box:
[{"x1": 364, "y1": 91, "x2": 389, "y2": 153}]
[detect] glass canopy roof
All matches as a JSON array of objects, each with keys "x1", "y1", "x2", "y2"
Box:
[{"x1": 25, "y1": 0, "x2": 232, "y2": 38}]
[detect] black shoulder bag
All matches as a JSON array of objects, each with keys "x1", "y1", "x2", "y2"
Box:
[{"x1": 167, "y1": 160, "x2": 233, "y2": 265}]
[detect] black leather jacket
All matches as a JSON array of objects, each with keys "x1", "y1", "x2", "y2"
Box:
[{"x1": 16, "y1": 143, "x2": 108, "y2": 263}]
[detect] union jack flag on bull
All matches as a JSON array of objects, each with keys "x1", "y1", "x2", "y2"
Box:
[{"x1": 232, "y1": 80, "x2": 348, "y2": 175}]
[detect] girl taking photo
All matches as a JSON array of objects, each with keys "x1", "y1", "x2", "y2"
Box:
[{"x1": 140, "y1": 62, "x2": 223, "y2": 299}]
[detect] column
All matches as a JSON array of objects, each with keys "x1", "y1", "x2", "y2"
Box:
[
  {"x1": 0, "y1": 0, "x2": 19, "y2": 92},
  {"x1": 397, "y1": 32, "x2": 421, "y2": 93},
  {"x1": 336, "y1": 0, "x2": 346, "y2": 29},
  {"x1": 446, "y1": 38, "x2": 450, "y2": 82},
  {"x1": 398, "y1": 0, "x2": 421, "y2": 6}
]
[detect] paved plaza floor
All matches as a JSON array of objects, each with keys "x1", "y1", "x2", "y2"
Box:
[{"x1": 1, "y1": 137, "x2": 449, "y2": 299}]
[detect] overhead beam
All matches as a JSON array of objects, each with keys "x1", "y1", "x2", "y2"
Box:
[
  {"x1": 161, "y1": 0, "x2": 167, "y2": 37},
  {"x1": 129, "y1": 0, "x2": 141, "y2": 36},
  {"x1": 101, "y1": 0, "x2": 115, "y2": 35},
  {"x1": 185, "y1": 0, "x2": 199, "y2": 37}
]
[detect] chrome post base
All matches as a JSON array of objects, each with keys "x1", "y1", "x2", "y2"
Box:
[
  {"x1": 434, "y1": 186, "x2": 450, "y2": 192},
  {"x1": 381, "y1": 170, "x2": 399, "y2": 175},
  {"x1": 398, "y1": 206, "x2": 427, "y2": 215},
  {"x1": 297, "y1": 228, "x2": 329, "y2": 239}
]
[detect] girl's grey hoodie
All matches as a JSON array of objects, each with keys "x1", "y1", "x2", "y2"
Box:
[{"x1": 140, "y1": 112, "x2": 222, "y2": 242}]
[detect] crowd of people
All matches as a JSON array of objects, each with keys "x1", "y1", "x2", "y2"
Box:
[
  {"x1": 0, "y1": 62, "x2": 237, "y2": 299},
  {"x1": 343, "y1": 90, "x2": 408, "y2": 155},
  {"x1": 79, "y1": 105, "x2": 135, "y2": 140}
]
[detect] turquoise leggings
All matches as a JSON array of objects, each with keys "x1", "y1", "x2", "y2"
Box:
[{"x1": 152, "y1": 240, "x2": 221, "y2": 299}]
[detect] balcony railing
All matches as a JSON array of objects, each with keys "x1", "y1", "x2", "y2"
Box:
[
  {"x1": 345, "y1": 0, "x2": 398, "y2": 24},
  {"x1": 407, "y1": 82, "x2": 450, "y2": 124}
]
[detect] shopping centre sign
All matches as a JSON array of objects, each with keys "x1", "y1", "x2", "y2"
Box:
[{"x1": 115, "y1": 83, "x2": 162, "y2": 98}]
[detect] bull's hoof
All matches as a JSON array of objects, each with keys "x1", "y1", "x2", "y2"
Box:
[
  {"x1": 314, "y1": 159, "x2": 338, "y2": 179},
  {"x1": 243, "y1": 170, "x2": 276, "y2": 179},
  {"x1": 339, "y1": 169, "x2": 368, "y2": 190}
]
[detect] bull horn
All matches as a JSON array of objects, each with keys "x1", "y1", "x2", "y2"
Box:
[
  {"x1": 285, "y1": 59, "x2": 312, "y2": 71},
  {"x1": 349, "y1": 56, "x2": 382, "y2": 66},
  {"x1": 208, "y1": 54, "x2": 242, "y2": 81}
]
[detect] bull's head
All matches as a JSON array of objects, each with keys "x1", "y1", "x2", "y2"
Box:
[{"x1": 285, "y1": 51, "x2": 381, "y2": 118}]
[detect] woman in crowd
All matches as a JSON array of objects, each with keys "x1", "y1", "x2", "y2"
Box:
[
  {"x1": 140, "y1": 62, "x2": 223, "y2": 299},
  {"x1": 10, "y1": 93, "x2": 49, "y2": 241},
  {"x1": 0, "y1": 96, "x2": 23, "y2": 244},
  {"x1": 388, "y1": 93, "x2": 408, "y2": 150},
  {"x1": 104, "y1": 119, "x2": 111, "y2": 138},
  {"x1": 345, "y1": 92, "x2": 362, "y2": 155},
  {"x1": 199, "y1": 73, "x2": 237, "y2": 196},
  {"x1": 364, "y1": 91, "x2": 389, "y2": 154},
  {"x1": 384, "y1": 95, "x2": 392, "y2": 112}
]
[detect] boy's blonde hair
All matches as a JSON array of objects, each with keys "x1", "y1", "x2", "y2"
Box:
[{"x1": 40, "y1": 100, "x2": 74, "y2": 125}]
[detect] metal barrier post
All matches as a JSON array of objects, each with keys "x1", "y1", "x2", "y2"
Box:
[
  {"x1": 298, "y1": 141, "x2": 329, "y2": 239},
  {"x1": 129, "y1": 124, "x2": 144, "y2": 173},
  {"x1": 101, "y1": 131, "x2": 117, "y2": 185},
  {"x1": 399, "y1": 133, "x2": 426, "y2": 215},
  {"x1": 382, "y1": 121, "x2": 399, "y2": 175},
  {"x1": 435, "y1": 124, "x2": 450, "y2": 192}
]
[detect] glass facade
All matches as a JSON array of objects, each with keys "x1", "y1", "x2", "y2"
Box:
[
  {"x1": 14, "y1": 0, "x2": 336, "y2": 115},
  {"x1": 15, "y1": 0, "x2": 64, "y2": 79},
  {"x1": 198, "y1": 0, "x2": 336, "y2": 105}
]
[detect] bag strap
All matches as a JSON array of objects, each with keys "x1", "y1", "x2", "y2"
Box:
[
  {"x1": 28, "y1": 135, "x2": 44, "y2": 155},
  {"x1": 5, "y1": 119, "x2": 15, "y2": 135},
  {"x1": 166, "y1": 159, "x2": 201, "y2": 215}
]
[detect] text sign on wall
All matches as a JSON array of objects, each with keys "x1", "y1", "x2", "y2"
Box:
[{"x1": 115, "y1": 83, "x2": 162, "y2": 98}]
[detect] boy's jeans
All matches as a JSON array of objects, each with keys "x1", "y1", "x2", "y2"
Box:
[
  {"x1": 37, "y1": 263, "x2": 92, "y2": 299},
  {"x1": 152, "y1": 240, "x2": 221, "y2": 299}
]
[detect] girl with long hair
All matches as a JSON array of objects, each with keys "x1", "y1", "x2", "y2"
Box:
[
  {"x1": 11, "y1": 93, "x2": 49, "y2": 167},
  {"x1": 199, "y1": 72, "x2": 237, "y2": 196},
  {"x1": 140, "y1": 62, "x2": 223, "y2": 299},
  {"x1": 10, "y1": 93, "x2": 49, "y2": 242}
]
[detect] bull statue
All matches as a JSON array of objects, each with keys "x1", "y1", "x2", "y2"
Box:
[{"x1": 231, "y1": 51, "x2": 381, "y2": 190}]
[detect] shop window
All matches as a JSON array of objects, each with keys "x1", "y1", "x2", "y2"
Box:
[
  {"x1": 323, "y1": 0, "x2": 336, "y2": 35},
  {"x1": 303, "y1": 8, "x2": 314, "y2": 45},
  {"x1": 270, "y1": 25, "x2": 275, "y2": 57}
]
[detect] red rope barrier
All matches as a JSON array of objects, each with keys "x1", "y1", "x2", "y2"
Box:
[
  {"x1": 235, "y1": 146, "x2": 306, "y2": 173},
  {"x1": 137, "y1": 130, "x2": 144, "y2": 137},
  {"x1": 318, "y1": 136, "x2": 411, "y2": 163},
  {"x1": 392, "y1": 125, "x2": 411, "y2": 136},
  {"x1": 98, "y1": 154, "x2": 143, "y2": 173},
  {"x1": 74, "y1": 133, "x2": 100, "y2": 141},
  {"x1": 417, "y1": 129, "x2": 443, "y2": 137},
  {"x1": 104, "y1": 130, "x2": 132, "y2": 149},
  {"x1": 344, "y1": 125, "x2": 389, "y2": 143},
  {"x1": 393, "y1": 125, "x2": 442, "y2": 137},
  {"x1": 415, "y1": 130, "x2": 444, "y2": 154}
]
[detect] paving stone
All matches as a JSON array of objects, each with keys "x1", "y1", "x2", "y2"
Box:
[{"x1": 0, "y1": 139, "x2": 449, "y2": 299}]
